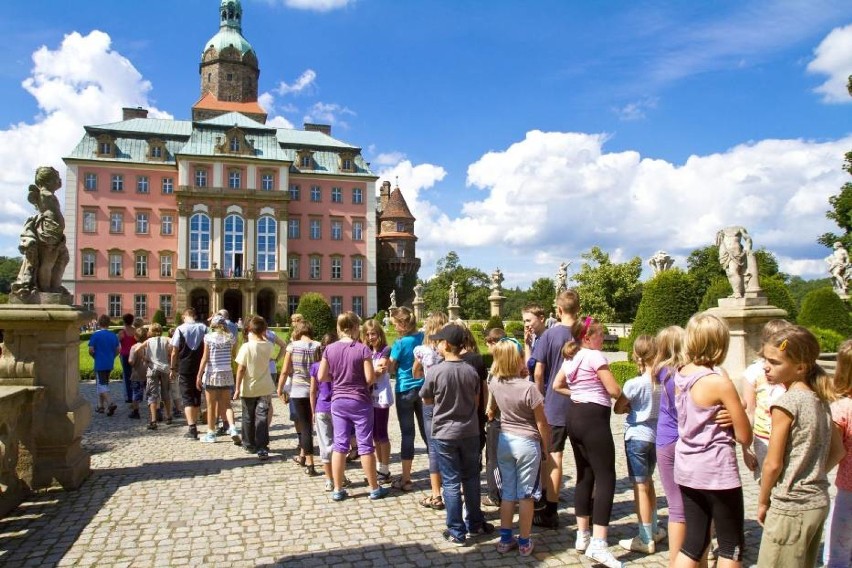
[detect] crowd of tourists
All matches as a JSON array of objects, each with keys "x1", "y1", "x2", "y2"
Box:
[{"x1": 85, "y1": 291, "x2": 852, "y2": 567}]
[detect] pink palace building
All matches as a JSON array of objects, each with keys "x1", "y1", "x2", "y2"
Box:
[{"x1": 62, "y1": 0, "x2": 418, "y2": 323}]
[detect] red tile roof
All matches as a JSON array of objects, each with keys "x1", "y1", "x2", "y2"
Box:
[
  {"x1": 380, "y1": 187, "x2": 415, "y2": 220},
  {"x1": 192, "y1": 93, "x2": 267, "y2": 116}
]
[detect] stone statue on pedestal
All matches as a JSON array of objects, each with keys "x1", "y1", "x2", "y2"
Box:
[
  {"x1": 448, "y1": 280, "x2": 459, "y2": 307},
  {"x1": 648, "y1": 250, "x2": 674, "y2": 275},
  {"x1": 389, "y1": 290, "x2": 397, "y2": 309},
  {"x1": 11, "y1": 167, "x2": 71, "y2": 304},
  {"x1": 826, "y1": 242, "x2": 850, "y2": 296},
  {"x1": 413, "y1": 283, "x2": 423, "y2": 301},
  {"x1": 490, "y1": 267, "x2": 504, "y2": 296},
  {"x1": 554, "y1": 262, "x2": 569, "y2": 295},
  {"x1": 716, "y1": 226, "x2": 759, "y2": 299}
]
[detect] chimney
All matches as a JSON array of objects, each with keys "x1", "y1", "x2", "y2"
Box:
[
  {"x1": 303, "y1": 122, "x2": 331, "y2": 136},
  {"x1": 122, "y1": 106, "x2": 149, "y2": 120}
]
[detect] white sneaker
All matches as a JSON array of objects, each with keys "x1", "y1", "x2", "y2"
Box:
[
  {"x1": 324, "y1": 478, "x2": 333, "y2": 491},
  {"x1": 575, "y1": 530, "x2": 591, "y2": 552},
  {"x1": 586, "y1": 541, "x2": 624, "y2": 568},
  {"x1": 619, "y1": 535, "x2": 654, "y2": 554}
]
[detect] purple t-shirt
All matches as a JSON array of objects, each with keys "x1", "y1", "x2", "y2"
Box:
[
  {"x1": 531, "y1": 324, "x2": 573, "y2": 427},
  {"x1": 323, "y1": 339, "x2": 373, "y2": 404},
  {"x1": 656, "y1": 367, "x2": 679, "y2": 447},
  {"x1": 311, "y1": 361, "x2": 332, "y2": 414}
]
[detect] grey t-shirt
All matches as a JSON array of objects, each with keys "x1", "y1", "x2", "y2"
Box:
[
  {"x1": 770, "y1": 388, "x2": 833, "y2": 511},
  {"x1": 419, "y1": 360, "x2": 480, "y2": 440},
  {"x1": 489, "y1": 377, "x2": 544, "y2": 440}
]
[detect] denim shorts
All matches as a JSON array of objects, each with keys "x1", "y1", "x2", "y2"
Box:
[
  {"x1": 496, "y1": 432, "x2": 542, "y2": 502},
  {"x1": 625, "y1": 438, "x2": 657, "y2": 482}
]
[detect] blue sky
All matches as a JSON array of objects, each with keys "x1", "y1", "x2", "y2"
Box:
[{"x1": 1, "y1": 0, "x2": 851, "y2": 289}]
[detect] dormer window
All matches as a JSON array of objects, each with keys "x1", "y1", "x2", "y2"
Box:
[
  {"x1": 95, "y1": 134, "x2": 116, "y2": 158},
  {"x1": 216, "y1": 126, "x2": 253, "y2": 156},
  {"x1": 339, "y1": 152, "x2": 356, "y2": 172},
  {"x1": 298, "y1": 151, "x2": 313, "y2": 169},
  {"x1": 230, "y1": 137, "x2": 240, "y2": 152},
  {"x1": 147, "y1": 139, "x2": 166, "y2": 161}
]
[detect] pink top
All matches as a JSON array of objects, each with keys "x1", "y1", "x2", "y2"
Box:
[
  {"x1": 559, "y1": 348, "x2": 611, "y2": 408},
  {"x1": 831, "y1": 396, "x2": 852, "y2": 492},
  {"x1": 674, "y1": 367, "x2": 741, "y2": 490}
]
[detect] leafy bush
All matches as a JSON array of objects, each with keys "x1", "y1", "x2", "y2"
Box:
[
  {"x1": 152, "y1": 310, "x2": 167, "y2": 327},
  {"x1": 78, "y1": 341, "x2": 123, "y2": 381},
  {"x1": 295, "y1": 293, "x2": 336, "y2": 338},
  {"x1": 504, "y1": 321, "x2": 524, "y2": 338},
  {"x1": 469, "y1": 322, "x2": 484, "y2": 334},
  {"x1": 485, "y1": 315, "x2": 504, "y2": 331},
  {"x1": 807, "y1": 327, "x2": 846, "y2": 352},
  {"x1": 631, "y1": 269, "x2": 699, "y2": 352},
  {"x1": 610, "y1": 361, "x2": 639, "y2": 386},
  {"x1": 698, "y1": 277, "x2": 731, "y2": 312},
  {"x1": 374, "y1": 310, "x2": 386, "y2": 324},
  {"x1": 798, "y1": 287, "x2": 852, "y2": 337}
]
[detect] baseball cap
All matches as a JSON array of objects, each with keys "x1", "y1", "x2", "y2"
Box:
[
  {"x1": 210, "y1": 314, "x2": 226, "y2": 327},
  {"x1": 429, "y1": 324, "x2": 465, "y2": 347}
]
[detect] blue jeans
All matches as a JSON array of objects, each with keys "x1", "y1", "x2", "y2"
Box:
[
  {"x1": 422, "y1": 404, "x2": 440, "y2": 474},
  {"x1": 395, "y1": 388, "x2": 426, "y2": 461},
  {"x1": 433, "y1": 436, "x2": 485, "y2": 540},
  {"x1": 120, "y1": 354, "x2": 132, "y2": 402}
]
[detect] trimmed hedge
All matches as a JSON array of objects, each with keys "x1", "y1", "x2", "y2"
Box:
[
  {"x1": 504, "y1": 321, "x2": 524, "y2": 339},
  {"x1": 808, "y1": 327, "x2": 846, "y2": 352},
  {"x1": 798, "y1": 287, "x2": 852, "y2": 337},
  {"x1": 485, "y1": 315, "x2": 504, "y2": 331},
  {"x1": 630, "y1": 269, "x2": 698, "y2": 353},
  {"x1": 610, "y1": 361, "x2": 639, "y2": 387},
  {"x1": 295, "y1": 292, "x2": 336, "y2": 339}
]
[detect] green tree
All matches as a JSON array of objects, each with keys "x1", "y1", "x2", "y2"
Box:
[
  {"x1": 0, "y1": 257, "x2": 22, "y2": 294},
  {"x1": 787, "y1": 276, "x2": 833, "y2": 310},
  {"x1": 698, "y1": 275, "x2": 796, "y2": 318},
  {"x1": 817, "y1": 151, "x2": 852, "y2": 252},
  {"x1": 687, "y1": 245, "x2": 785, "y2": 301},
  {"x1": 420, "y1": 251, "x2": 490, "y2": 319},
  {"x1": 501, "y1": 286, "x2": 528, "y2": 320},
  {"x1": 798, "y1": 287, "x2": 852, "y2": 336},
  {"x1": 572, "y1": 246, "x2": 642, "y2": 323},
  {"x1": 526, "y1": 277, "x2": 556, "y2": 315},
  {"x1": 152, "y1": 310, "x2": 167, "y2": 327},
  {"x1": 295, "y1": 292, "x2": 336, "y2": 338},
  {"x1": 630, "y1": 269, "x2": 699, "y2": 341}
]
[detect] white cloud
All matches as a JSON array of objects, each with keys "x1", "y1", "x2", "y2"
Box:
[
  {"x1": 0, "y1": 30, "x2": 170, "y2": 253},
  {"x1": 303, "y1": 102, "x2": 355, "y2": 129},
  {"x1": 273, "y1": 69, "x2": 317, "y2": 96},
  {"x1": 806, "y1": 23, "x2": 852, "y2": 103},
  {"x1": 402, "y1": 130, "x2": 850, "y2": 284},
  {"x1": 373, "y1": 151, "x2": 406, "y2": 166},
  {"x1": 282, "y1": 0, "x2": 353, "y2": 12},
  {"x1": 258, "y1": 91, "x2": 295, "y2": 128},
  {"x1": 613, "y1": 97, "x2": 658, "y2": 121},
  {"x1": 266, "y1": 115, "x2": 295, "y2": 128}
]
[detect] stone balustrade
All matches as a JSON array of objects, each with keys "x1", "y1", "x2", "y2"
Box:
[{"x1": 0, "y1": 385, "x2": 44, "y2": 517}]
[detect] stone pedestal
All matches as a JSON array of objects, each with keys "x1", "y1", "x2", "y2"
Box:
[
  {"x1": 705, "y1": 295, "x2": 787, "y2": 390},
  {"x1": 413, "y1": 299, "x2": 425, "y2": 323},
  {"x1": 488, "y1": 294, "x2": 505, "y2": 318},
  {"x1": 0, "y1": 385, "x2": 44, "y2": 516},
  {"x1": 0, "y1": 304, "x2": 91, "y2": 490},
  {"x1": 448, "y1": 304, "x2": 461, "y2": 321}
]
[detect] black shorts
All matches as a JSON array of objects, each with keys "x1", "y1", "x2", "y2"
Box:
[
  {"x1": 178, "y1": 374, "x2": 202, "y2": 408},
  {"x1": 550, "y1": 424, "x2": 570, "y2": 453}
]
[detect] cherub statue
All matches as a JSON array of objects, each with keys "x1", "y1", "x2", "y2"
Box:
[
  {"x1": 490, "y1": 267, "x2": 504, "y2": 294},
  {"x1": 826, "y1": 242, "x2": 850, "y2": 295},
  {"x1": 448, "y1": 280, "x2": 459, "y2": 306}
]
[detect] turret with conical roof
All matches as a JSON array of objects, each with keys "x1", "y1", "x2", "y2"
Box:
[{"x1": 194, "y1": 0, "x2": 266, "y2": 122}]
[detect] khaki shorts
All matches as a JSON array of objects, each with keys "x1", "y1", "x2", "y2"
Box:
[{"x1": 756, "y1": 505, "x2": 828, "y2": 568}]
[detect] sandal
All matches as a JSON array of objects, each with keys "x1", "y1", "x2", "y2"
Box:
[
  {"x1": 292, "y1": 455, "x2": 306, "y2": 467},
  {"x1": 419, "y1": 494, "x2": 445, "y2": 510},
  {"x1": 391, "y1": 478, "x2": 414, "y2": 492}
]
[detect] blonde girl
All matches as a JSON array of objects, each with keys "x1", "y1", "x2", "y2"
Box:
[
  {"x1": 363, "y1": 319, "x2": 394, "y2": 483},
  {"x1": 673, "y1": 314, "x2": 751, "y2": 568},
  {"x1": 614, "y1": 334, "x2": 664, "y2": 554},
  {"x1": 490, "y1": 338, "x2": 550, "y2": 557},
  {"x1": 413, "y1": 312, "x2": 448, "y2": 509},
  {"x1": 756, "y1": 327, "x2": 845, "y2": 568},
  {"x1": 388, "y1": 307, "x2": 425, "y2": 492},
  {"x1": 279, "y1": 321, "x2": 320, "y2": 475},
  {"x1": 196, "y1": 314, "x2": 239, "y2": 444},
  {"x1": 825, "y1": 339, "x2": 852, "y2": 568},
  {"x1": 552, "y1": 317, "x2": 624, "y2": 567},
  {"x1": 651, "y1": 326, "x2": 689, "y2": 566}
]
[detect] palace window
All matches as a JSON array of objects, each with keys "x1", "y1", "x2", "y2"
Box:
[
  {"x1": 331, "y1": 187, "x2": 342, "y2": 203},
  {"x1": 108, "y1": 295, "x2": 122, "y2": 318},
  {"x1": 111, "y1": 174, "x2": 124, "y2": 192},
  {"x1": 309, "y1": 256, "x2": 321, "y2": 280},
  {"x1": 159, "y1": 295, "x2": 173, "y2": 318},
  {"x1": 261, "y1": 173, "x2": 274, "y2": 191},
  {"x1": 229, "y1": 137, "x2": 240, "y2": 152},
  {"x1": 331, "y1": 219, "x2": 343, "y2": 240},
  {"x1": 134, "y1": 295, "x2": 147, "y2": 318},
  {"x1": 352, "y1": 220, "x2": 363, "y2": 241},
  {"x1": 352, "y1": 296, "x2": 364, "y2": 318},
  {"x1": 352, "y1": 187, "x2": 363, "y2": 204},
  {"x1": 135, "y1": 212, "x2": 149, "y2": 234},
  {"x1": 82, "y1": 251, "x2": 96, "y2": 277},
  {"x1": 82, "y1": 210, "x2": 97, "y2": 233},
  {"x1": 195, "y1": 168, "x2": 207, "y2": 188},
  {"x1": 288, "y1": 295, "x2": 300, "y2": 317},
  {"x1": 287, "y1": 256, "x2": 300, "y2": 280},
  {"x1": 109, "y1": 252, "x2": 123, "y2": 277},
  {"x1": 161, "y1": 177, "x2": 174, "y2": 194},
  {"x1": 81, "y1": 294, "x2": 95, "y2": 312},
  {"x1": 161, "y1": 214, "x2": 173, "y2": 236},
  {"x1": 137, "y1": 176, "x2": 149, "y2": 193},
  {"x1": 352, "y1": 257, "x2": 363, "y2": 280},
  {"x1": 330, "y1": 257, "x2": 342, "y2": 280},
  {"x1": 289, "y1": 184, "x2": 300, "y2": 200},
  {"x1": 160, "y1": 253, "x2": 173, "y2": 278},
  {"x1": 110, "y1": 212, "x2": 124, "y2": 233},
  {"x1": 189, "y1": 213, "x2": 211, "y2": 270},
  {"x1": 309, "y1": 219, "x2": 321, "y2": 240},
  {"x1": 84, "y1": 173, "x2": 97, "y2": 191},
  {"x1": 287, "y1": 218, "x2": 300, "y2": 239},
  {"x1": 310, "y1": 185, "x2": 321, "y2": 202},
  {"x1": 135, "y1": 253, "x2": 148, "y2": 277},
  {"x1": 228, "y1": 170, "x2": 241, "y2": 189},
  {"x1": 331, "y1": 296, "x2": 343, "y2": 317},
  {"x1": 256, "y1": 216, "x2": 277, "y2": 272},
  {"x1": 224, "y1": 214, "x2": 245, "y2": 276}
]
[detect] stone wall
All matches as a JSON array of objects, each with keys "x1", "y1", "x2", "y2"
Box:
[{"x1": 0, "y1": 386, "x2": 43, "y2": 517}]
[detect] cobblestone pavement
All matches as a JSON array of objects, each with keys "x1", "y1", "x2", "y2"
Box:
[{"x1": 0, "y1": 381, "x2": 834, "y2": 567}]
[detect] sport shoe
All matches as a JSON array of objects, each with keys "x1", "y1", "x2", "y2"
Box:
[
  {"x1": 324, "y1": 478, "x2": 334, "y2": 491},
  {"x1": 128, "y1": 409, "x2": 141, "y2": 419},
  {"x1": 257, "y1": 448, "x2": 269, "y2": 460},
  {"x1": 228, "y1": 426, "x2": 241, "y2": 446},
  {"x1": 467, "y1": 522, "x2": 495, "y2": 537},
  {"x1": 202, "y1": 432, "x2": 216, "y2": 443},
  {"x1": 519, "y1": 539, "x2": 534, "y2": 557},
  {"x1": 533, "y1": 511, "x2": 559, "y2": 530},
  {"x1": 619, "y1": 535, "x2": 654, "y2": 554},
  {"x1": 369, "y1": 486, "x2": 389, "y2": 500},
  {"x1": 215, "y1": 425, "x2": 227, "y2": 436},
  {"x1": 575, "y1": 530, "x2": 591, "y2": 552},
  {"x1": 106, "y1": 403, "x2": 117, "y2": 417},
  {"x1": 442, "y1": 530, "x2": 466, "y2": 546},
  {"x1": 305, "y1": 465, "x2": 319, "y2": 477},
  {"x1": 243, "y1": 444, "x2": 256, "y2": 454},
  {"x1": 184, "y1": 429, "x2": 198, "y2": 440},
  {"x1": 146, "y1": 422, "x2": 157, "y2": 430},
  {"x1": 332, "y1": 489, "x2": 348, "y2": 501},
  {"x1": 496, "y1": 538, "x2": 518, "y2": 553},
  {"x1": 586, "y1": 542, "x2": 624, "y2": 568}
]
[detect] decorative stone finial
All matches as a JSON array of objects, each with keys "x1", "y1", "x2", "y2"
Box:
[{"x1": 648, "y1": 250, "x2": 674, "y2": 275}]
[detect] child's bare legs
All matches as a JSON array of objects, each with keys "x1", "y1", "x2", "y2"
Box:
[
  {"x1": 360, "y1": 453, "x2": 379, "y2": 491},
  {"x1": 205, "y1": 389, "x2": 218, "y2": 432},
  {"x1": 148, "y1": 401, "x2": 158, "y2": 423},
  {"x1": 576, "y1": 516, "x2": 610, "y2": 542},
  {"x1": 518, "y1": 498, "x2": 535, "y2": 539},
  {"x1": 634, "y1": 480, "x2": 657, "y2": 540},
  {"x1": 401, "y1": 459, "x2": 413, "y2": 484},
  {"x1": 331, "y1": 450, "x2": 347, "y2": 491},
  {"x1": 668, "y1": 521, "x2": 686, "y2": 567},
  {"x1": 500, "y1": 499, "x2": 516, "y2": 532},
  {"x1": 214, "y1": 390, "x2": 232, "y2": 430},
  {"x1": 374, "y1": 440, "x2": 390, "y2": 471}
]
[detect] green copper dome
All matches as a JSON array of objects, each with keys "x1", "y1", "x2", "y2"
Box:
[{"x1": 203, "y1": 0, "x2": 254, "y2": 57}]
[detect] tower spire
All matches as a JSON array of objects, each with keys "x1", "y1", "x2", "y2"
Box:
[{"x1": 220, "y1": 0, "x2": 243, "y2": 32}]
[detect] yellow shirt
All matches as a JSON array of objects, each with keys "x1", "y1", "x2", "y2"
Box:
[{"x1": 236, "y1": 339, "x2": 275, "y2": 398}]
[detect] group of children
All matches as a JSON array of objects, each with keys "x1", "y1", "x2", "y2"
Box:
[{"x1": 87, "y1": 298, "x2": 851, "y2": 567}]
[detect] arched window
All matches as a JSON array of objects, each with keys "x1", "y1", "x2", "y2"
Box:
[
  {"x1": 256, "y1": 216, "x2": 277, "y2": 272},
  {"x1": 189, "y1": 213, "x2": 211, "y2": 270},
  {"x1": 223, "y1": 214, "x2": 245, "y2": 276}
]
